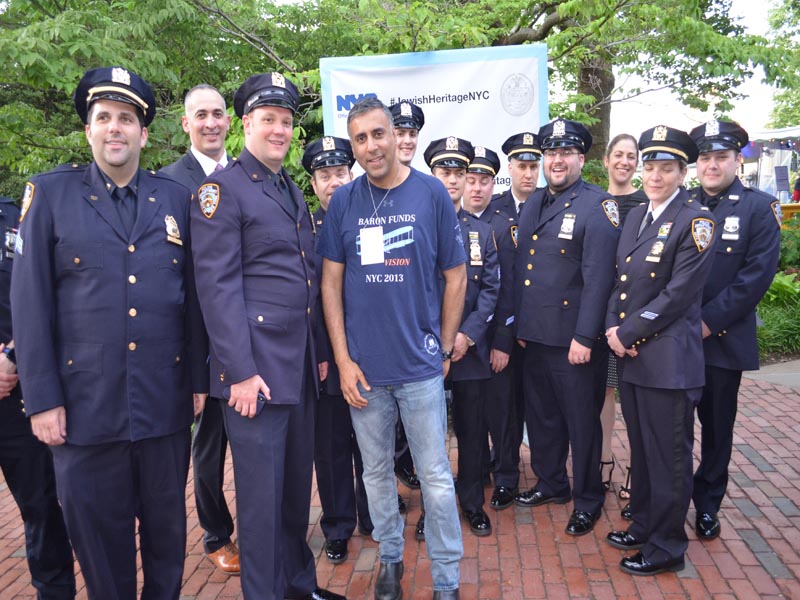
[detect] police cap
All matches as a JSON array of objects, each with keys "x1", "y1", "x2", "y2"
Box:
[
  {"x1": 689, "y1": 120, "x2": 749, "y2": 154},
  {"x1": 639, "y1": 125, "x2": 698, "y2": 164},
  {"x1": 390, "y1": 101, "x2": 425, "y2": 131},
  {"x1": 302, "y1": 136, "x2": 355, "y2": 174},
  {"x1": 75, "y1": 66, "x2": 156, "y2": 126},
  {"x1": 538, "y1": 119, "x2": 592, "y2": 154},
  {"x1": 468, "y1": 146, "x2": 501, "y2": 176},
  {"x1": 234, "y1": 72, "x2": 300, "y2": 118},
  {"x1": 424, "y1": 136, "x2": 474, "y2": 170},
  {"x1": 501, "y1": 132, "x2": 541, "y2": 162}
]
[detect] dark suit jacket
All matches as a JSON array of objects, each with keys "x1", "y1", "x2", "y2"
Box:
[
  {"x1": 11, "y1": 163, "x2": 206, "y2": 444},
  {"x1": 191, "y1": 148, "x2": 319, "y2": 403},
  {"x1": 160, "y1": 151, "x2": 208, "y2": 192},
  {"x1": 688, "y1": 180, "x2": 781, "y2": 371},
  {"x1": 607, "y1": 190, "x2": 716, "y2": 389},
  {"x1": 515, "y1": 178, "x2": 620, "y2": 348}
]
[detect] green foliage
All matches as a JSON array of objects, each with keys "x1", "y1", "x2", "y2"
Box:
[
  {"x1": 761, "y1": 272, "x2": 800, "y2": 307},
  {"x1": 582, "y1": 159, "x2": 608, "y2": 189},
  {"x1": 757, "y1": 272, "x2": 800, "y2": 357},
  {"x1": 779, "y1": 221, "x2": 800, "y2": 272}
]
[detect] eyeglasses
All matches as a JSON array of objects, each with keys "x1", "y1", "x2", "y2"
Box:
[{"x1": 543, "y1": 149, "x2": 581, "y2": 159}]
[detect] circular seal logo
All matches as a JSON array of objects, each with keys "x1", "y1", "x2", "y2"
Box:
[
  {"x1": 424, "y1": 334, "x2": 440, "y2": 355},
  {"x1": 500, "y1": 73, "x2": 535, "y2": 116}
]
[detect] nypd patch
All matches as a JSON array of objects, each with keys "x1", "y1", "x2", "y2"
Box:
[
  {"x1": 771, "y1": 201, "x2": 782, "y2": 226},
  {"x1": 20, "y1": 182, "x2": 35, "y2": 222},
  {"x1": 602, "y1": 199, "x2": 620, "y2": 227},
  {"x1": 510, "y1": 225, "x2": 518, "y2": 248},
  {"x1": 199, "y1": 184, "x2": 220, "y2": 219},
  {"x1": 691, "y1": 218, "x2": 714, "y2": 252}
]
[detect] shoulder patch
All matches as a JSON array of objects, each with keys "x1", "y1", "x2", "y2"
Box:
[
  {"x1": 771, "y1": 201, "x2": 782, "y2": 226},
  {"x1": 602, "y1": 199, "x2": 620, "y2": 227},
  {"x1": 199, "y1": 184, "x2": 220, "y2": 219},
  {"x1": 510, "y1": 224, "x2": 518, "y2": 248},
  {"x1": 20, "y1": 182, "x2": 35, "y2": 222},
  {"x1": 691, "y1": 218, "x2": 714, "y2": 252}
]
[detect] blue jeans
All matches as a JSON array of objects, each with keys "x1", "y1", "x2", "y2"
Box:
[{"x1": 350, "y1": 374, "x2": 462, "y2": 591}]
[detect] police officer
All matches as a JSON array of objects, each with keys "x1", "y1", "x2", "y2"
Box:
[
  {"x1": 513, "y1": 119, "x2": 620, "y2": 537},
  {"x1": 462, "y1": 147, "x2": 520, "y2": 510},
  {"x1": 190, "y1": 73, "x2": 344, "y2": 600},
  {"x1": 491, "y1": 132, "x2": 541, "y2": 217},
  {"x1": 426, "y1": 137, "x2": 500, "y2": 537},
  {"x1": 388, "y1": 100, "x2": 425, "y2": 498},
  {"x1": 389, "y1": 101, "x2": 425, "y2": 168},
  {"x1": 160, "y1": 83, "x2": 240, "y2": 574},
  {"x1": 605, "y1": 126, "x2": 715, "y2": 575},
  {"x1": 11, "y1": 66, "x2": 208, "y2": 599},
  {"x1": 688, "y1": 120, "x2": 781, "y2": 540},
  {"x1": 303, "y1": 136, "x2": 373, "y2": 563},
  {"x1": 0, "y1": 195, "x2": 75, "y2": 599}
]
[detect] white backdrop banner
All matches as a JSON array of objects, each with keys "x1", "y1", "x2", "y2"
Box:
[{"x1": 320, "y1": 45, "x2": 549, "y2": 191}]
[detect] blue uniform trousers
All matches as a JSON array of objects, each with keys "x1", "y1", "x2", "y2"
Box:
[{"x1": 51, "y1": 429, "x2": 190, "y2": 600}]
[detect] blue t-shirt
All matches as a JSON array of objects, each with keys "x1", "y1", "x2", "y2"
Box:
[{"x1": 317, "y1": 168, "x2": 466, "y2": 386}]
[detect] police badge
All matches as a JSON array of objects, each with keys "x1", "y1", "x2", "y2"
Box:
[
  {"x1": 721, "y1": 216, "x2": 740, "y2": 240},
  {"x1": 469, "y1": 231, "x2": 482, "y2": 266},
  {"x1": 272, "y1": 72, "x2": 286, "y2": 88},
  {"x1": 692, "y1": 218, "x2": 715, "y2": 252},
  {"x1": 111, "y1": 67, "x2": 131, "y2": 86},
  {"x1": 653, "y1": 126, "x2": 668, "y2": 141},
  {"x1": 446, "y1": 137, "x2": 459, "y2": 151},
  {"x1": 523, "y1": 133, "x2": 534, "y2": 146},
  {"x1": 165, "y1": 215, "x2": 182, "y2": 246},
  {"x1": 705, "y1": 120, "x2": 720, "y2": 137},
  {"x1": 558, "y1": 214, "x2": 576, "y2": 240},
  {"x1": 553, "y1": 120, "x2": 566, "y2": 137},
  {"x1": 474, "y1": 146, "x2": 486, "y2": 158},
  {"x1": 401, "y1": 102, "x2": 412, "y2": 117},
  {"x1": 322, "y1": 137, "x2": 336, "y2": 151},
  {"x1": 199, "y1": 183, "x2": 220, "y2": 219}
]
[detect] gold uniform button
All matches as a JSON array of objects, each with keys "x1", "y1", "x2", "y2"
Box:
[
  {"x1": 220, "y1": 373, "x2": 225, "y2": 382},
  {"x1": 727, "y1": 247, "x2": 732, "y2": 253},
  {"x1": 307, "y1": 307, "x2": 311, "y2": 315},
  {"x1": 128, "y1": 244, "x2": 135, "y2": 253},
  {"x1": 307, "y1": 279, "x2": 312, "y2": 286},
  {"x1": 297, "y1": 223, "x2": 301, "y2": 230},
  {"x1": 473, "y1": 274, "x2": 479, "y2": 280},
  {"x1": 560, "y1": 249, "x2": 566, "y2": 254},
  {"x1": 620, "y1": 274, "x2": 627, "y2": 282},
  {"x1": 128, "y1": 342, "x2": 137, "y2": 351},
  {"x1": 173, "y1": 258, "x2": 178, "y2": 265},
  {"x1": 625, "y1": 256, "x2": 631, "y2": 263},
  {"x1": 73, "y1": 257, "x2": 80, "y2": 264},
  {"x1": 301, "y1": 250, "x2": 306, "y2": 258},
  {"x1": 620, "y1": 293, "x2": 627, "y2": 300},
  {"x1": 619, "y1": 312, "x2": 626, "y2": 319},
  {"x1": 67, "y1": 359, "x2": 73, "y2": 366},
  {"x1": 527, "y1": 264, "x2": 532, "y2": 270},
  {"x1": 175, "y1": 356, "x2": 181, "y2": 363},
  {"x1": 524, "y1": 279, "x2": 531, "y2": 286},
  {"x1": 21, "y1": 408, "x2": 25, "y2": 414},
  {"x1": 650, "y1": 272, "x2": 656, "y2": 278},
  {"x1": 128, "y1": 275, "x2": 136, "y2": 284},
  {"x1": 128, "y1": 308, "x2": 137, "y2": 317},
  {"x1": 530, "y1": 249, "x2": 535, "y2": 255},
  {"x1": 257, "y1": 315, "x2": 264, "y2": 322},
  {"x1": 563, "y1": 300, "x2": 569, "y2": 306},
  {"x1": 532, "y1": 234, "x2": 538, "y2": 241}
]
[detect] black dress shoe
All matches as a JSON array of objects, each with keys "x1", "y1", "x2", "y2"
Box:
[
  {"x1": 514, "y1": 488, "x2": 571, "y2": 508},
  {"x1": 565, "y1": 510, "x2": 599, "y2": 536},
  {"x1": 396, "y1": 467, "x2": 421, "y2": 489},
  {"x1": 621, "y1": 503, "x2": 632, "y2": 521},
  {"x1": 375, "y1": 561, "x2": 403, "y2": 600},
  {"x1": 415, "y1": 513, "x2": 425, "y2": 540},
  {"x1": 397, "y1": 494, "x2": 407, "y2": 514},
  {"x1": 324, "y1": 538, "x2": 348, "y2": 564},
  {"x1": 619, "y1": 551, "x2": 685, "y2": 576},
  {"x1": 696, "y1": 512, "x2": 721, "y2": 540},
  {"x1": 303, "y1": 588, "x2": 347, "y2": 600},
  {"x1": 432, "y1": 590, "x2": 460, "y2": 599},
  {"x1": 462, "y1": 509, "x2": 492, "y2": 536},
  {"x1": 606, "y1": 529, "x2": 645, "y2": 550},
  {"x1": 490, "y1": 486, "x2": 516, "y2": 510}
]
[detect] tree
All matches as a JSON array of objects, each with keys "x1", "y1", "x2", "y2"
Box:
[{"x1": 768, "y1": 0, "x2": 800, "y2": 128}]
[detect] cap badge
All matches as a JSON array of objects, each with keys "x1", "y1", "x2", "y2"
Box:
[
  {"x1": 523, "y1": 133, "x2": 534, "y2": 145},
  {"x1": 446, "y1": 136, "x2": 459, "y2": 151},
  {"x1": 705, "y1": 120, "x2": 720, "y2": 137},
  {"x1": 111, "y1": 67, "x2": 131, "y2": 86},
  {"x1": 653, "y1": 126, "x2": 668, "y2": 142},
  {"x1": 553, "y1": 120, "x2": 566, "y2": 137},
  {"x1": 474, "y1": 146, "x2": 486, "y2": 158},
  {"x1": 271, "y1": 72, "x2": 286, "y2": 88},
  {"x1": 401, "y1": 102, "x2": 412, "y2": 117},
  {"x1": 322, "y1": 137, "x2": 335, "y2": 151}
]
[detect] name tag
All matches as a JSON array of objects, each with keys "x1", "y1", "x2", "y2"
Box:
[{"x1": 360, "y1": 226, "x2": 384, "y2": 265}]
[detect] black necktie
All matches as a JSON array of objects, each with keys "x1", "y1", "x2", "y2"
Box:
[
  {"x1": 705, "y1": 194, "x2": 721, "y2": 211},
  {"x1": 275, "y1": 174, "x2": 298, "y2": 215},
  {"x1": 637, "y1": 211, "x2": 653, "y2": 239},
  {"x1": 540, "y1": 191, "x2": 555, "y2": 219},
  {"x1": 113, "y1": 186, "x2": 136, "y2": 236}
]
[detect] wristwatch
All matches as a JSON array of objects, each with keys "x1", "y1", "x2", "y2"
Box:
[
  {"x1": 441, "y1": 348, "x2": 453, "y2": 361},
  {"x1": 3, "y1": 346, "x2": 15, "y2": 365}
]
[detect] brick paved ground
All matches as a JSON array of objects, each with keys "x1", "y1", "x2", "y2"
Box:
[{"x1": 1, "y1": 376, "x2": 799, "y2": 599}]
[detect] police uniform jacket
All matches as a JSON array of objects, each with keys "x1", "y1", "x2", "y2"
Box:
[
  {"x1": 0, "y1": 197, "x2": 19, "y2": 347},
  {"x1": 688, "y1": 179, "x2": 781, "y2": 371},
  {"x1": 476, "y1": 207, "x2": 517, "y2": 354},
  {"x1": 607, "y1": 190, "x2": 716, "y2": 389},
  {"x1": 11, "y1": 163, "x2": 206, "y2": 445},
  {"x1": 490, "y1": 189, "x2": 518, "y2": 220},
  {"x1": 449, "y1": 210, "x2": 499, "y2": 382},
  {"x1": 515, "y1": 178, "x2": 620, "y2": 348},
  {"x1": 191, "y1": 148, "x2": 319, "y2": 403},
  {"x1": 313, "y1": 206, "x2": 341, "y2": 397}
]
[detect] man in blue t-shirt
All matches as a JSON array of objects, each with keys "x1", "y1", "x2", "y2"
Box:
[{"x1": 318, "y1": 97, "x2": 466, "y2": 600}]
